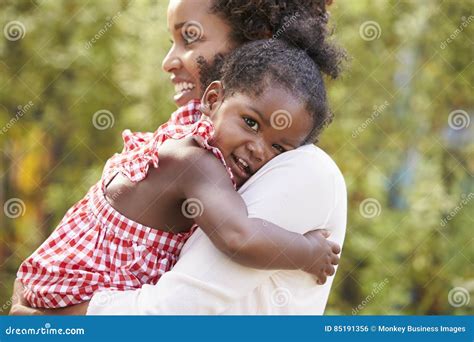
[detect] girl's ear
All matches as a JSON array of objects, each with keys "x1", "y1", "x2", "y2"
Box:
[{"x1": 200, "y1": 81, "x2": 224, "y2": 115}]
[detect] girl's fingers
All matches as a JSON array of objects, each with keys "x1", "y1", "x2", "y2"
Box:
[
  {"x1": 317, "y1": 229, "x2": 331, "y2": 238},
  {"x1": 326, "y1": 266, "x2": 335, "y2": 276},
  {"x1": 330, "y1": 241, "x2": 341, "y2": 254}
]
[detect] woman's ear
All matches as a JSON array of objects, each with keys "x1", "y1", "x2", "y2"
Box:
[{"x1": 200, "y1": 81, "x2": 224, "y2": 115}]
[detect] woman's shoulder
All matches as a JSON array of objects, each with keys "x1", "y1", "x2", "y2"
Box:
[
  {"x1": 263, "y1": 145, "x2": 344, "y2": 182},
  {"x1": 240, "y1": 144, "x2": 346, "y2": 196},
  {"x1": 238, "y1": 144, "x2": 347, "y2": 237},
  {"x1": 293, "y1": 145, "x2": 344, "y2": 181}
]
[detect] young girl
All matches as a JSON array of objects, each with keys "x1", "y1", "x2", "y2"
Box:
[{"x1": 16, "y1": 39, "x2": 340, "y2": 309}]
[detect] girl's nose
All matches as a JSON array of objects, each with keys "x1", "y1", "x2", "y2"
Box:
[
  {"x1": 162, "y1": 47, "x2": 182, "y2": 73},
  {"x1": 246, "y1": 140, "x2": 266, "y2": 165}
]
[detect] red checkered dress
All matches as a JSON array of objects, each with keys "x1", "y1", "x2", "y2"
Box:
[{"x1": 17, "y1": 100, "x2": 235, "y2": 308}]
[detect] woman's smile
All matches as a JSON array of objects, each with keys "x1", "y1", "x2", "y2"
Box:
[
  {"x1": 163, "y1": 0, "x2": 234, "y2": 107},
  {"x1": 171, "y1": 77, "x2": 197, "y2": 104}
]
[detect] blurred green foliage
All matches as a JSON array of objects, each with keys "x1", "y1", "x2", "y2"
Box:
[{"x1": 0, "y1": 0, "x2": 472, "y2": 315}]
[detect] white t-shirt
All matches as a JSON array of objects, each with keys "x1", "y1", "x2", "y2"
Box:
[{"x1": 87, "y1": 144, "x2": 347, "y2": 315}]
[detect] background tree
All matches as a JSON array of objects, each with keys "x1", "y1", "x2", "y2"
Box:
[{"x1": 0, "y1": 0, "x2": 472, "y2": 314}]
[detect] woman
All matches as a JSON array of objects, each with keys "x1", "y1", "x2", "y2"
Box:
[
  {"x1": 165, "y1": 0, "x2": 343, "y2": 109},
  {"x1": 11, "y1": 0, "x2": 346, "y2": 315}
]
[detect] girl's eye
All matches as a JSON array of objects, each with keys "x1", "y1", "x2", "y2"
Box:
[
  {"x1": 272, "y1": 144, "x2": 285, "y2": 153},
  {"x1": 243, "y1": 117, "x2": 259, "y2": 131}
]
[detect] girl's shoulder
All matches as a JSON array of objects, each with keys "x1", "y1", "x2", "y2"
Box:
[
  {"x1": 159, "y1": 135, "x2": 209, "y2": 162},
  {"x1": 157, "y1": 136, "x2": 230, "y2": 185},
  {"x1": 159, "y1": 102, "x2": 236, "y2": 188}
]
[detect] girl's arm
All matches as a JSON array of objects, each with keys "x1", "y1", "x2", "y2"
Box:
[{"x1": 171, "y1": 143, "x2": 340, "y2": 283}]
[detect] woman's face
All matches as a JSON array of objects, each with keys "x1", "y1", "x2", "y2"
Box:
[{"x1": 163, "y1": 0, "x2": 235, "y2": 107}]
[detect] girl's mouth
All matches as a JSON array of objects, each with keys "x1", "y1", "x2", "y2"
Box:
[{"x1": 230, "y1": 154, "x2": 252, "y2": 180}]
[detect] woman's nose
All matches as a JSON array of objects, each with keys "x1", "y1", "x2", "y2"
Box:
[{"x1": 162, "y1": 46, "x2": 182, "y2": 73}]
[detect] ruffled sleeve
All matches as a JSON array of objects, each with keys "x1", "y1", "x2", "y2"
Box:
[
  {"x1": 120, "y1": 99, "x2": 202, "y2": 153},
  {"x1": 121, "y1": 131, "x2": 155, "y2": 153},
  {"x1": 102, "y1": 99, "x2": 235, "y2": 188},
  {"x1": 186, "y1": 115, "x2": 236, "y2": 189},
  {"x1": 168, "y1": 99, "x2": 202, "y2": 126}
]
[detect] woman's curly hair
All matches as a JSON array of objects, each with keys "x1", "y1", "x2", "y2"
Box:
[{"x1": 209, "y1": 0, "x2": 345, "y2": 79}]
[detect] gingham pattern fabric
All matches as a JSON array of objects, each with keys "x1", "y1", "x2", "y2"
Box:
[
  {"x1": 17, "y1": 100, "x2": 235, "y2": 308},
  {"x1": 103, "y1": 99, "x2": 235, "y2": 186}
]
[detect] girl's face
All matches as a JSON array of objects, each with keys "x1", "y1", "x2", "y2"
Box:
[
  {"x1": 163, "y1": 0, "x2": 234, "y2": 107},
  {"x1": 201, "y1": 82, "x2": 313, "y2": 187}
]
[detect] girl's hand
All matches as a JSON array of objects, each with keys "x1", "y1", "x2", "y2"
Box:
[{"x1": 302, "y1": 229, "x2": 341, "y2": 285}]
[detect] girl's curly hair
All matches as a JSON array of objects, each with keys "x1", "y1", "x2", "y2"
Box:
[
  {"x1": 209, "y1": 0, "x2": 345, "y2": 79},
  {"x1": 218, "y1": 39, "x2": 331, "y2": 143},
  {"x1": 197, "y1": 1, "x2": 345, "y2": 142}
]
